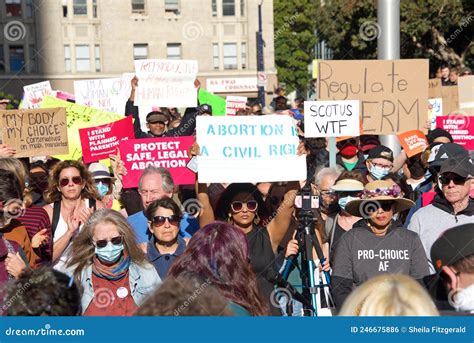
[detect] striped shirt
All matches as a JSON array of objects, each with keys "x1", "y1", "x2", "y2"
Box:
[{"x1": 18, "y1": 205, "x2": 52, "y2": 266}]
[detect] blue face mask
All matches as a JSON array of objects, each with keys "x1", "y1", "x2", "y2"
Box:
[
  {"x1": 95, "y1": 242, "x2": 123, "y2": 263},
  {"x1": 96, "y1": 181, "x2": 109, "y2": 197},
  {"x1": 370, "y1": 165, "x2": 390, "y2": 180},
  {"x1": 338, "y1": 196, "x2": 358, "y2": 211}
]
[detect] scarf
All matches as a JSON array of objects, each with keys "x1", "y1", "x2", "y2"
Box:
[{"x1": 92, "y1": 251, "x2": 131, "y2": 281}]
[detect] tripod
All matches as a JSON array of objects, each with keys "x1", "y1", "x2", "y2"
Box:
[{"x1": 281, "y1": 182, "x2": 333, "y2": 316}]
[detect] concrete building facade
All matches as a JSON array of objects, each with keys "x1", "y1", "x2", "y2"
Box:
[{"x1": 1, "y1": 0, "x2": 277, "y2": 104}]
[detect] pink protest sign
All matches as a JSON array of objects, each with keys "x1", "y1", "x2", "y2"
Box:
[
  {"x1": 436, "y1": 115, "x2": 474, "y2": 150},
  {"x1": 120, "y1": 136, "x2": 195, "y2": 188},
  {"x1": 79, "y1": 116, "x2": 134, "y2": 163}
]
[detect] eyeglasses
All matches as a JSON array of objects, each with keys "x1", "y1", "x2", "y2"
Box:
[
  {"x1": 366, "y1": 201, "x2": 394, "y2": 213},
  {"x1": 230, "y1": 200, "x2": 258, "y2": 213},
  {"x1": 337, "y1": 191, "x2": 361, "y2": 198},
  {"x1": 59, "y1": 176, "x2": 83, "y2": 187},
  {"x1": 152, "y1": 215, "x2": 181, "y2": 227},
  {"x1": 439, "y1": 174, "x2": 468, "y2": 186},
  {"x1": 93, "y1": 235, "x2": 123, "y2": 248}
]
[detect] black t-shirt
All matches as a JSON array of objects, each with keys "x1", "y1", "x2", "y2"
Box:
[
  {"x1": 246, "y1": 225, "x2": 280, "y2": 316},
  {"x1": 330, "y1": 222, "x2": 346, "y2": 259}
]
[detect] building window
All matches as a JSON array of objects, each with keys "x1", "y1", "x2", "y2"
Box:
[
  {"x1": 9, "y1": 45, "x2": 24, "y2": 73},
  {"x1": 95, "y1": 45, "x2": 101, "y2": 72},
  {"x1": 62, "y1": 0, "x2": 68, "y2": 17},
  {"x1": 241, "y1": 42, "x2": 246, "y2": 69},
  {"x1": 211, "y1": 0, "x2": 217, "y2": 17},
  {"x1": 167, "y1": 43, "x2": 181, "y2": 60},
  {"x1": 240, "y1": 0, "x2": 245, "y2": 16},
  {"x1": 0, "y1": 45, "x2": 5, "y2": 73},
  {"x1": 213, "y1": 43, "x2": 219, "y2": 70},
  {"x1": 131, "y1": 0, "x2": 145, "y2": 13},
  {"x1": 223, "y1": 43, "x2": 237, "y2": 70},
  {"x1": 222, "y1": 0, "x2": 235, "y2": 16},
  {"x1": 73, "y1": 0, "x2": 87, "y2": 16},
  {"x1": 5, "y1": 0, "x2": 22, "y2": 17},
  {"x1": 64, "y1": 45, "x2": 71, "y2": 72},
  {"x1": 164, "y1": 0, "x2": 179, "y2": 14},
  {"x1": 92, "y1": 0, "x2": 98, "y2": 17},
  {"x1": 28, "y1": 44, "x2": 37, "y2": 73},
  {"x1": 26, "y1": 0, "x2": 34, "y2": 18},
  {"x1": 133, "y1": 43, "x2": 148, "y2": 60},
  {"x1": 75, "y1": 44, "x2": 90, "y2": 71}
]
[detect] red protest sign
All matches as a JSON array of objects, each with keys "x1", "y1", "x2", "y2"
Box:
[
  {"x1": 120, "y1": 136, "x2": 195, "y2": 188},
  {"x1": 436, "y1": 115, "x2": 474, "y2": 150},
  {"x1": 397, "y1": 130, "x2": 428, "y2": 157},
  {"x1": 79, "y1": 116, "x2": 134, "y2": 163}
]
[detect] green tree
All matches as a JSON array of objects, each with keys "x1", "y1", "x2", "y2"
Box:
[
  {"x1": 313, "y1": 0, "x2": 474, "y2": 74},
  {"x1": 274, "y1": 0, "x2": 317, "y2": 94}
]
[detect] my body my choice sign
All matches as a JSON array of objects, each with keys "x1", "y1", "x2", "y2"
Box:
[{"x1": 196, "y1": 116, "x2": 306, "y2": 183}]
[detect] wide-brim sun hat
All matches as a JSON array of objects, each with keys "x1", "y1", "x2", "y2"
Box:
[
  {"x1": 330, "y1": 179, "x2": 365, "y2": 192},
  {"x1": 345, "y1": 180, "x2": 414, "y2": 218},
  {"x1": 88, "y1": 162, "x2": 116, "y2": 182}
]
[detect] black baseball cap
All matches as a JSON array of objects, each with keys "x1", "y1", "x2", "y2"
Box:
[
  {"x1": 427, "y1": 128, "x2": 454, "y2": 144},
  {"x1": 146, "y1": 112, "x2": 168, "y2": 124},
  {"x1": 431, "y1": 223, "x2": 474, "y2": 271},
  {"x1": 367, "y1": 145, "x2": 394, "y2": 162},
  {"x1": 430, "y1": 143, "x2": 469, "y2": 168},
  {"x1": 439, "y1": 156, "x2": 474, "y2": 178}
]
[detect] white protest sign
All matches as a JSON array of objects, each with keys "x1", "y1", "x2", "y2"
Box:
[
  {"x1": 21, "y1": 81, "x2": 53, "y2": 109},
  {"x1": 226, "y1": 96, "x2": 247, "y2": 116},
  {"x1": 196, "y1": 115, "x2": 307, "y2": 183},
  {"x1": 428, "y1": 98, "x2": 443, "y2": 130},
  {"x1": 134, "y1": 59, "x2": 198, "y2": 108},
  {"x1": 303, "y1": 100, "x2": 360, "y2": 137}
]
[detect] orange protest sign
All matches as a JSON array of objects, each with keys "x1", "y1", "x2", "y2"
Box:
[{"x1": 398, "y1": 130, "x2": 428, "y2": 157}]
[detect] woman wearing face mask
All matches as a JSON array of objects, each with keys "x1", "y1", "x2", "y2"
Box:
[
  {"x1": 88, "y1": 163, "x2": 121, "y2": 211},
  {"x1": 67, "y1": 209, "x2": 161, "y2": 316},
  {"x1": 331, "y1": 180, "x2": 429, "y2": 310},
  {"x1": 327, "y1": 171, "x2": 365, "y2": 258},
  {"x1": 365, "y1": 145, "x2": 394, "y2": 182}
]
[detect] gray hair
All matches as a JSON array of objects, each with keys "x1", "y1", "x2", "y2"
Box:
[
  {"x1": 314, "y1": 166, "x2": 344, "y2": 186},
  {"x1": 138, "y1": 166, "x2": 175, "y2": 193}
]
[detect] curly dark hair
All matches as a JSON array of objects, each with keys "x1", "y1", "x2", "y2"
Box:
[
  {"x1": 44, "y1": 160, "x2": 99, "y2": 203},
  {"x1": 3, "y1": 266, "x2": 81, "y2": 316},
  {"x1": 135, "y1": 276, "x2": 234, "y2": 316},
  {"x1": 215, "y1": 183, "x2": 267, "y2": 222}
]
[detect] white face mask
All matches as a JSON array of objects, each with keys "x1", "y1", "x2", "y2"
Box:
[{"x1": 452, "y1": 283, "x2": 474, "y2": 313}]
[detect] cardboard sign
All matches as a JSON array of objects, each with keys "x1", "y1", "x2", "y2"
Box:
[
  {"x1": 398, "y1": 130, "x2": 428, "y2": 157},
  {"x1": 317, "y1": 59, "x2": 429, "y2": 134},
  {"x1": 40, "y1": 96, "x2": 123, "y2": 160},
  {"x1": 428, "y1": 78, "x2": 442, "y2": 99},
  {"x1": 0, "y1": 108, "x2": 68, "y2": 157},
  {"x1": 120, "y1": 136, "x2": 195, "y2": 188},
  {"x1": 198, "y1": 89, "x2": 226, "y2": 116},
  {"x1": 226, "y1": 96, "x2": 247, "y2": 116},
  {"x1": 196, "y1": 115, "x2": 307, "y2": 183},
  {"x1": 21, "y1": 81, "x2": 53, "y2": 109},
  {"x1": 304, "y1": 100, "x2": 360, "y2": 137},
  {"x1": 134, "y1": 59, "x2": 198, "y2": 108},
  {"x1": 436, "y1": 115, "x2": 474, "y2": 150},
  {"x1": 458, "y1": 75, "x2": 474, "y2": 110},
  {"x1": 79, "y1": 116, "x2": 135, "y2": 164},
  {"x1": 441, "y1": 85, "x2": 459, "y2": 115},
  {"x1": 428, "y1": 98, "x2": 443, "y2": 130},
  {"x1": 74, "y1": 76, "x2": 131, "y2": 114}
]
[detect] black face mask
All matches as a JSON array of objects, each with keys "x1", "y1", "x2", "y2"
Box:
[
  {"x1": 29, "y1": 172, "x2": 49, "y2": 194},
  {"x1": 408, "y1": 160, "x2": 426, "y2": 179},
  {"x1": 320, "y1": 200, "x2": 340, "y2": 215}
]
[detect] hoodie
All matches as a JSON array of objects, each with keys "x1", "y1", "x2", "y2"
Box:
[
  {"x1": 407, "y1": 195, "x2": 474, "y2": 274},
  {"x1": 331, "y1": 219, "x2": 429, "y2": 309}
]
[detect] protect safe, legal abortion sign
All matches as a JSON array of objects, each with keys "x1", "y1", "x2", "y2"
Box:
[
  {"x1": 317, "y1": 59, "x2": 428, "y2": 134},
  {"x1": 196, "y1": 115, "x2": 307, "y2": 183},
  {"x1": 304, "y1": 100, "x2": 360, "y2": 137}
]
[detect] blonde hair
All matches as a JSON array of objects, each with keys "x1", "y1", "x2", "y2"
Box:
[
  {"x1": 339, "y1": 274, "x2": 439, "y2": 316},
  {"x1": 0, "y1": 157, "x2": 33, "y2": 207},
  {"x1": 67, "y1": 209, "x2": 146, "y2": 283}
]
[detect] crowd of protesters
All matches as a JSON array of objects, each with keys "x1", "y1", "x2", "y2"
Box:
[{"x1": 0, "y1": 64, "x2": 473, "y2": 317}]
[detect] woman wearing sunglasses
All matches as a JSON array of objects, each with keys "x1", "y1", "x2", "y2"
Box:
[
  {"x1": 331, "y1": 180, "x2": 429, "y2": 310},
  {"x1": 197, "y1": 181, "x2": 298, "y2": 315},
  {"x1": 44, "y1": 160, "x2": 104, "y2": 272},
  {"x1": 145, "y1": 198, "x2": 186, "y2": 279},
  {"x1": 67, "y1": 209, "x2": 161, "y2": 316}
]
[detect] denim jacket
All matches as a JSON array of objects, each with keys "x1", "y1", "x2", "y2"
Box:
[{"x1": 70, "y1": 261, "x2": 161, "y2": 313}]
